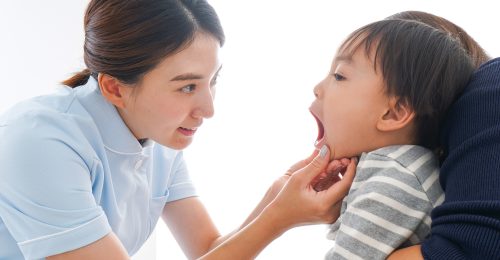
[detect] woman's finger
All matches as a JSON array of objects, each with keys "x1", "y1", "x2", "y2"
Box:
[{"x1": 292, "y1": 145, "x2": 330, "y2": 182}]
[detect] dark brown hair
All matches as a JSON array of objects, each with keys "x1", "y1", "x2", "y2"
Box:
[
  {"x1": 337, "y1": 19, "x2": 475, "y2": 150},
  {"x1": 388, "y1": 11, "x2": 490, "y2": 69},
  {"x1": 63, "y1": 0, "x2": 225, "y2": 87}
]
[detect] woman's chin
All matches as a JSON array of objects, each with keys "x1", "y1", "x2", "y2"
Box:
[{"x1": 157, "y1": 138, "x2": 193, "y2": 150}]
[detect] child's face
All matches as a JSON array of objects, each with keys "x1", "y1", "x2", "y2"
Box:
[{"x1": 309, "y1": 47, "x2": 389, "y2": 159}]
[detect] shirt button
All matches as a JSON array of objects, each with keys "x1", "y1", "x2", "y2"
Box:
[{"x1": 135, "y1": 160, "x2": 143, "y2": 170}]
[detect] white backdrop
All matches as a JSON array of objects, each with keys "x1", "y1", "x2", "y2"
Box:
[{"x1": 1, "y1": 1, "x2": 499, "y2": 259}]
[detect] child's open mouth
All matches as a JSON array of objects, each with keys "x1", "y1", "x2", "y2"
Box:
[{"x1": 310, "y1": 111, "x2": 325, "y2": 149}]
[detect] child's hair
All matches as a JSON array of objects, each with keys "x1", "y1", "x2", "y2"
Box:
[
  {"x1": 337, "y1": 19, "x2": 475, "y2": 150},
  {"x1": 387, "y1": 11, "x2": 490, "y2": 69}
]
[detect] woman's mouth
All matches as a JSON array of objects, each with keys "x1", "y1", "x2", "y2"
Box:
[
  {"x1": 178, "y1": 127, "x2": 197, "y2": 136},
  {"x1": 310, "y1": 112, "x2": 325, "y2": 149}
]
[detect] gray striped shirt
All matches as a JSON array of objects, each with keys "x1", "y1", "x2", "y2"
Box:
[{"x1": 326, "y1": 145, "x2": 444, "y2": 260}]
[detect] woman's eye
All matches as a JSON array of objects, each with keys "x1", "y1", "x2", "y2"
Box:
[
  {"x1": 180, "y1": 84, "x2": 196, "y2": 93},
  {"x1": 333, "y1": 73, "x2": 345, "y2": 81}
]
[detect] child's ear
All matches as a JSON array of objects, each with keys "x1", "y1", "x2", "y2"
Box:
[
  {"x1": 98, "y1": 73, "x2": 128, "y2": 109},
  {"x1": 377, "y1": 97, "x2": 415, "y2": 132}
]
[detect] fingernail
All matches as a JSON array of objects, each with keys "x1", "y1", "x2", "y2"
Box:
[{"x1": 320, "y1": 145, "x2": 328, "y2": 158}]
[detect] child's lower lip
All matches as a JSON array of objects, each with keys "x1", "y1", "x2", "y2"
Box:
[{"x1": 178, "y1": 127, "x2": 197, "y2": 136}]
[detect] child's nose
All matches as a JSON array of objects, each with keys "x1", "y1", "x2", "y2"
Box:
[{"x1": 313, "y1": 82, "x2": 322, "y2": 98}]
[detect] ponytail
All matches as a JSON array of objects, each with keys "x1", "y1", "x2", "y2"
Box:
[{"x1": 62, "y1": 69, "x2": 93, "y2": 88}]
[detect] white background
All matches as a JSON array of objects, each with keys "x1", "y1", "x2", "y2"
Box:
[{"x1": 1, "y1": 1, "x2": 499, "y2": 259}]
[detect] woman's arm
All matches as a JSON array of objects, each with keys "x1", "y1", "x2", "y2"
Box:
[
  {"x1": 160, "y1": 151, "x2": 320, "y2": 258},
  {"x1": 161, "y1": 177, "x2": 289, "y2": 259},
  {"x1": 159, "y1": 147, "x2": 313, "y2": 258},
  {"x1": 162, "y1": 195, "x2": 285, "y2": 259},
  {"x1": 199, "y1": 146, "x2": 357, "y2": 259},
  {"x1": 47, "y1": 233, "x2": 129, "y2": 260},
  {"x1": 162, "y1": 146, "x2": 356, "y2": 259},
  {"x1": 162, "y1": 197, "x2": 221, "y2": 259}
]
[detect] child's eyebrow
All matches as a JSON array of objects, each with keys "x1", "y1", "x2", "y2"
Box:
[{"x1": 334, "y1": 55, "x2": 353, "y2": 64}]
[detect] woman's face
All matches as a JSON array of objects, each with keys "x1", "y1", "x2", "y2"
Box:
[{"x1": 118, "y1": 32, "x2": 222, "y2": 150}]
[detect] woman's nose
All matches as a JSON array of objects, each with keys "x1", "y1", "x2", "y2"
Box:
[{"x1": 192, "y1": 87, "x2": 215, "y2": 119}]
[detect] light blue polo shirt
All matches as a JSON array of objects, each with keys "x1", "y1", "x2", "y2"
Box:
[{"x1": 0, "y1": 78, "x2": 197, "y2": 259}]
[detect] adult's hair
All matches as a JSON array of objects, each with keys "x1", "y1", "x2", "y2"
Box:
[
  {"x1": 63, "y1": 0, "x2": 225, "y2": 88},
  {"x1": 337, "y1": 19, "x2": 475, "y2": 150},
  {"x1": 388, "y1": 11, "x2": 490, "y2": 69}
]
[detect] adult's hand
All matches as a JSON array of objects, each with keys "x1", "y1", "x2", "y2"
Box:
[
  {"x1": 311, "y1": 157, "x2": 351, "y2": 192},
  {"x1": 267, "y1": 145, "x2": 357, "y2": 229},
  {"x1": 263, "y1": 148, "x2": 352, "y2": 210}
]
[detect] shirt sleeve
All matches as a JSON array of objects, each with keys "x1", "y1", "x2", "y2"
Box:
[
  {"x1": 0, "y1": 113, "x2": 111, "y2": 259},
  {"x1": 326, "y1": 154, "x2": 433, "y2": 260},
  {"x1": 165, "y1": 150, "x2": 197, "y2": 203}
]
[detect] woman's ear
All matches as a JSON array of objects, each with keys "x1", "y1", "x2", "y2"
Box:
[
  {"x1": 377, "y1": 97, "x2": 415, "y2": 132},
  {"x1": 98, "y1": 74, "x2": 127, "y2": 109}
]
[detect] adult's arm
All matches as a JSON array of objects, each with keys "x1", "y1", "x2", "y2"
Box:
[
  {"x1": 421, "y1": 58, "x2": 500, "y2": 259},
  {"x1": 162, "y1": 198, "x2": 221, "y2": 259},
  {"x1": 161, "y1": 149, "x2": 329, "y2": 259},
  {"x1": 47, "y1": 234, "x2": 129, "y2": 260},
  {"x1": 161, "y1": 146, "x2": 355, "y2": 259},
  {"x1": 198, "y1": 146, "x2": 357, "y2": 259},
  {"x1": 391, "y1": 57, "x2": 500, "y2": 259}
]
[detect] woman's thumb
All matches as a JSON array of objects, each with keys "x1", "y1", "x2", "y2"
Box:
[{"x1": 297, "y1": 145, "x2": 330, "y2": 182}]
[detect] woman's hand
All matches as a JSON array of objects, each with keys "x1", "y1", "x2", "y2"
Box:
[
  {"x1": 262, "y1": 148, "x2": 352, "y2": 211},
  {"x1": 265, "y1": 145, "x2": 357, "y2": 230}
]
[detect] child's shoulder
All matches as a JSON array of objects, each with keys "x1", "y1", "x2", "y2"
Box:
[{"x1": 362, "y1": 145, "x2": 438, "y2": 174}]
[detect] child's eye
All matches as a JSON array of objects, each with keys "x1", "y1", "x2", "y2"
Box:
[
  {"x1": 180, "y1": 84, "x2": 196, "y2": 93},
  {"x1": 333, "y1": 73, "x2": 346, "y2": 81}
]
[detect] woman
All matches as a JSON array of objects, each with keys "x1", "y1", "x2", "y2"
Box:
[
  {"x1": 0, "y1": 1, "x2": 356, "y2": 259},
  {"x1": 386, "y1": 11, "x2": 500, "y2": 259}
]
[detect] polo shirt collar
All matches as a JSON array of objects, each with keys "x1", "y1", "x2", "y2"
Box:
[{"x1": 76, "y1": 77, "x2": 150, "y2": 154}]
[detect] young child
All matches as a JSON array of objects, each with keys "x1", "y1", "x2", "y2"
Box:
[{"x1": 308, "y1": 19, "x2": 475, "y2": 259}]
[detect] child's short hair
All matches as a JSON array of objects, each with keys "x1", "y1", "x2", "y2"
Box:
[{"x1": 337, "y1": 19, "x2": 475, "y2": 150}]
